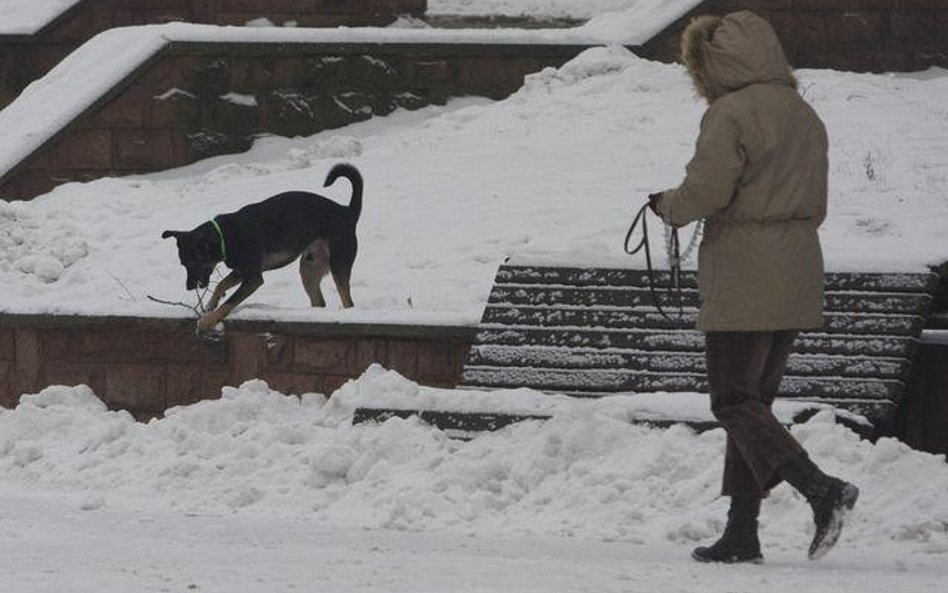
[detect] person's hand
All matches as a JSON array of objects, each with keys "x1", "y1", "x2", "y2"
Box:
[{"x1": 647, "y1": 192, "x2": 664, "y2": 216}]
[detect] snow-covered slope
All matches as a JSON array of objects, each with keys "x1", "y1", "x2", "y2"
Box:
[{"x1": 2, "y1": 48, "x2": 946, "y2": 326}]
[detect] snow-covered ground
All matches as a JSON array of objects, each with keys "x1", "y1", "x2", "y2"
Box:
[
  {"x1": 3, "y1": 5, "x2": 948, "y2": 591},
  {"x1": 2, "y1": 371, "x2": 947, "y2": 592}
]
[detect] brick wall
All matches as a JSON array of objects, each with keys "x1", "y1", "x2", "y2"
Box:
[
  {"x1": 0, "y1": 315, "x2": 473, "y2": 419},
  {"x1": 0, "y1": 41, "x2": 585, "y2": 201},
  {"x1": 0, "y1": 0, "x2": 427, "y2": 108},
  {"x1": 640, "y1": 0, "x2": 948, "y2": 73}
]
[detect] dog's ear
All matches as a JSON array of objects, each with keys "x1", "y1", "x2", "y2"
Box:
[{"x1": 161, "y1": 230, "x2": 178, "y2": 239}]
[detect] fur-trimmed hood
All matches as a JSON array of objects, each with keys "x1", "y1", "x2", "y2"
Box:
[{"x1": 681, "y1": 11, "x2": 796, "y2": 102}]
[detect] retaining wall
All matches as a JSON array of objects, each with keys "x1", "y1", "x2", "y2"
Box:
[
  {"x1": 0, "y1": 38, "x2": 588, "y2": 201},
  {"x1": 0, "y1": 0, "x2": 426, "y2": 108},
  {"x1": 0, "y1": 314, "x2": 474, "y2": 420},
  {"x1": 640, "y1": 0, "x2": 948, "y2": 73}
]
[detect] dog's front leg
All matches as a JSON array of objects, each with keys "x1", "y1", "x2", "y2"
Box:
[
  {"x1": 197, "y1": 274, "x2": 263, "y2": 333},
  {"x1": 207, "y1": 271, "x2": 241, "y2": 310}
]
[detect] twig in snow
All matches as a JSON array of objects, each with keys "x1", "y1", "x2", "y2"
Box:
[
  {"x1": 147, "y1": 288, "x2": 211, "y2": 316},
  {"x1": 108, "y1": 272, "x2": 136, "y2": 302}
]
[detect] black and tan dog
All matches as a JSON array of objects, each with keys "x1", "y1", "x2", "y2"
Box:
[{"x1": 162, "y1": 163, "x2": 362, "y2": 333}]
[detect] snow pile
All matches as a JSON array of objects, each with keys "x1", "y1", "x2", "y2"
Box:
[
  {"x1": 334, "y1": 363, "x2": 855, "y2": 426},
  {"x1": 0, "y1": 200, "x2": 89, "y2": 284},
  {"x1": 1, "y1": 367, "x2": 946, "y2": 556}
]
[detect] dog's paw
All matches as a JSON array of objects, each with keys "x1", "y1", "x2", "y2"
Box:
[
  {"x1": 196, "y1": 312, "x2": 224, "y2": 334},
  {"x1": 195, "y1": 326, "x2": 225, "y2": 342},
  {"x1": 195, "y1": 324, "x2": 225, "y2": 342}
]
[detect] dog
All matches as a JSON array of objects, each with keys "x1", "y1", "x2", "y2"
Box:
[{"x1": 162, "y1": 163, "x2": 362, "y2": 333}]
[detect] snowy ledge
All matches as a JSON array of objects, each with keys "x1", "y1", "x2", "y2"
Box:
[
  {"x1": 0, "y1": 311, "x2": 479, "y2": 336},
  {"x1": 0, "y1": 0, "x2": 81, "y2": 37}
]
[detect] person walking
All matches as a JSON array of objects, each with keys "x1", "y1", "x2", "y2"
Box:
[{"x1": 648, "y1": 11, "x2": 858, "y2": 563}]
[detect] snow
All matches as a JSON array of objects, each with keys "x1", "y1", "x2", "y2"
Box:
[
  {"x1": 1, "y1": 371, "x2": 947, "y2": 591},
  {"x1": 428, "y1": 0, "x2": 706, "y2": 44},
  {"x1": 0, "y1": 0, "x2": 699, "y2": 37},
  {"x1": 9, "y1": 495, "x2": 946, "y2": 593},
  {"x1": 2, "y1": 5, "x2": 948, "y2": 590},
  {"x1": 340, "y1": 363, "x2": 851, "y2": 424},
  {"x1": 0, "y1": 28, "x2": 169, "y2": 179},
  {"x1": 219, "y1": 92, "x2": 258, "y2": 107},
  {"x1": 429, "y1": 0, "x2": 701, "y2": 21},
  {"x1": 0, "y1": 0, "x2": 80, "y2": 36},
  {"x1": 2, "y1": 47, "x2": 946, "y2": 326}
]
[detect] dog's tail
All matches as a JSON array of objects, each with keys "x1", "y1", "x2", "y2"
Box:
[{"x1": 324, "y1": 163, "x2": 363, "y2": 221}]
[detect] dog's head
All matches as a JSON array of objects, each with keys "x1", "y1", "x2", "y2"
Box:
[{"x1": 161, "y1": 228, "x2": 220, "y2": 290}]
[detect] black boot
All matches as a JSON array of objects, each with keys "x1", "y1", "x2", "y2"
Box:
[
  {"x1": 692, "y1": 496, "x2": 763, "y2": 564},
  {"x1": 777, "y1": 453, "x2": 859, "y2": 560}
]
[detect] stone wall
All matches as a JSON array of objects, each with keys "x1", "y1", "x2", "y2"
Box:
[
  {"x1": 0, "y1": 0, "x2": 427, "y2": 108},
  {"x1": 0, "y1": 314, "x2": 473, "y2": 419},
  {"x1": 640, "y1": 0, "x2": 948, "y2": 73},
  {"x1": 0, "y1": 40, "x2": 585, "y2": 201}
]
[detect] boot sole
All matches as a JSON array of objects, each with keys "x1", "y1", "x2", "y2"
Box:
[
  {"x1": 691, "y1": 549, "x2": 764, "y2": 564},
  {"x1": 808, "y1": 483, "x2": 859, "y2": 560}
]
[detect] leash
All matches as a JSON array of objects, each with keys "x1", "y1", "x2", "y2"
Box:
[{"x1": 623, "y1": 202, "x2": 687, "y2": 324}]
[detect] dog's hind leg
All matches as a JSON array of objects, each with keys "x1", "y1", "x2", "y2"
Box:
[
  {"x1": 299, "y1": 238, "x2": 331, "y2": 307},
  {"x1": 331, "y1": 268, "x2": 354, "y2": 308},
  {"x1": 329, "y1": 235, "x2": 356, "y2": 309}
]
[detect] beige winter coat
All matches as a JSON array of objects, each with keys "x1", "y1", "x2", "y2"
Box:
[{"x1": 660, "y1": 11, "x2": 829, "y2": 331}]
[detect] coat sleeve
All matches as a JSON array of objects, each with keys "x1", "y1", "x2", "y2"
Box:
[{"x1": 661, "y1": 103, "x2": 746, "y2": 227}]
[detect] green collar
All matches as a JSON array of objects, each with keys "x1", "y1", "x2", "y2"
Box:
[{"x1": 210, "y1": 218, "x2": 227, "y2": 261}]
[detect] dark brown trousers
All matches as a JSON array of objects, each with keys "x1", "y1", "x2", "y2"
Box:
[{"x1": 706, "y1": 331, "x2": 807, "y2": 498}]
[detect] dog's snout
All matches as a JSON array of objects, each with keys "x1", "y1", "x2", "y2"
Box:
[
  {"x1": 184, "y1": 262, "x2": 212, "y2": 291},
  {"x1": 186, "y1": 273, "x2": 209, "y2": 291}
]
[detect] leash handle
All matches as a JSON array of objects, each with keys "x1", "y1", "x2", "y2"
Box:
[{"x1": 624, "y1": 202, "x2": 685, "y2": 324}]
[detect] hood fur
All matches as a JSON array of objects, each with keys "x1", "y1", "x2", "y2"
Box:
[{"x1": 681, "y1": 11, "x2": 797, "y2": 102}]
